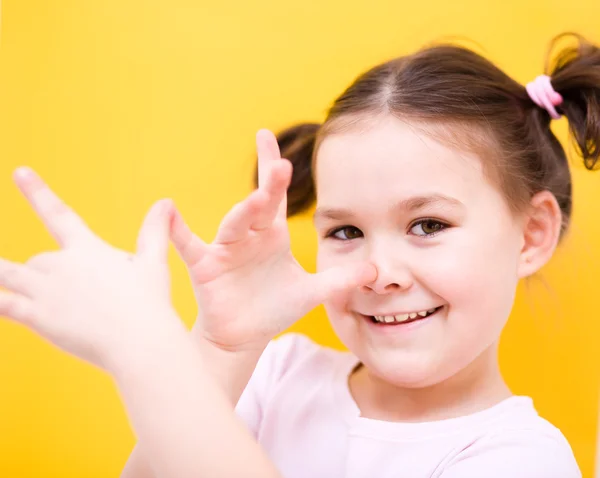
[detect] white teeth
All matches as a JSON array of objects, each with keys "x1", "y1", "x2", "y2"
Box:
[{"x1": 373, "y1": 307, "x2": 440, "y2": 324}]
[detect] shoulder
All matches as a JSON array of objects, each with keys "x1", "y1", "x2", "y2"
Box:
[
  {"x1": 254, "y1": 332, "x2": 346, "y2": 382},
  {"x1": 261, "y1": 332, "x2": 324, "y2": 364},
  {"x1": 240, "y1": 332, "x2": 351, "y2": 403},
  {"x1": 236, "y1": 333, "x2": 352, "y2": 433},
  {"x1": 442, "y1": 400, "x2": 581, "y2": 478}
]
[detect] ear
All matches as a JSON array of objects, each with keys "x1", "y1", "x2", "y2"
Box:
[{"x1": 517, "y1": 190, "x2": 562, "y2": 278}]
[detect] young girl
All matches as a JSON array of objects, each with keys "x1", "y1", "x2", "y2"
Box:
[
  {"x1": 119, "y1": 33, "x2": 599, "y2": 477},
  {"x1": 1, "y1": 33, "x2": 596, "y2": 477}
]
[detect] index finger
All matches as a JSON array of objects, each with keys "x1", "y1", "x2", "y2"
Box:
[{"x1": 13, "y1": 167, "x2": 95, "y2": 247}]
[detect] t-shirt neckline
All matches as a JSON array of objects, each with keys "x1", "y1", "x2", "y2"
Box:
[{"x1": 329, "y1": 350, "x2": 534, "y2": 440}]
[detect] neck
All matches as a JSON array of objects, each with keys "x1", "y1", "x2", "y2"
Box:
[{"x1": 348, "y1": 343, "x2": 512, "y2": 422}]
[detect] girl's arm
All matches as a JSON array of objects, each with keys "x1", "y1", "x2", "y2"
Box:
[
  {"x1": 121, "y1": 336, "x2": 266, "y2": 478},
  {"x1": 115, "y1": 320, "x2": 280, "y2": 478},
  {"x1": 0, "y1": 168, "x2": 280, "y2": 478}
]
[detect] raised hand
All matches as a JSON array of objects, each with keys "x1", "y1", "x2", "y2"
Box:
[
  {"x1": 170, "y1": 129, "x2": 376, "y2": 351},
  {"x1": 0, "y1": 168, "x2": 180, "y2": 372}
]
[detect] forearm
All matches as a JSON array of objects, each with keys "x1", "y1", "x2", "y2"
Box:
[
  {"x1": 192, "y1": 322, "x2": 267, "y2": 405},
  {"x1": 114, "y1": 319, "x2": 280, "y2": 478},
  {"x1": 121, "y1": 322, "x2": 267, "y2": 478}
]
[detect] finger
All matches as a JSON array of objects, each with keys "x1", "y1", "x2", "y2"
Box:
[
  {"x1": 256, "y1": 129, "x2": 282, "y2": 187},
  {"x1": 136, "y1": 199, "x2": 173, "y2": 262},
  {"x1": 25, "y1": 252, "x2": 56, "y2": 273},
  {"x1": 188, "y1": 253, "x2": 222, "y2": 284},
  {"x1": 214, "y1": 190, "x2": 270, "y2": 244},
  {"x1": 277, "y1": 178, "x2": 289, "y2": 220},
  {"x1": 0, "y1": 258, "x2": 42, "y2": 297},
  {"x1": 308, "y1": 262, "x2": 377, "y2": 304},
  {"x1": 13, "y1": 167, "x2": 95, "y2": 248},
  {"x1": 0, "y1": 291, "x2": 37, "y2": 325},
  {"x1": 252, "y1": 159, "x2": 292, "y2": 231},
  {"x1": 256, "y1": 130, "x2": 289, "y2": 220},
  {"x1": 170, "y1": 207, "x2": 209, "y2": 268}
]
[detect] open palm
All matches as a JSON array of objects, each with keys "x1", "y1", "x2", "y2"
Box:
[
  {"x1": 170, "y1": 130, "x2": 375, "y2": 350},
  {"x1": 0, "y1": 168, "x2": 178, "y2": 371}
]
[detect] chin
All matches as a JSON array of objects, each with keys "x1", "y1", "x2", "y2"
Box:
[
  {"x1": 328, "y1": 311, "x2": 454, "y2": 388},
  {"x1": 358, "y1": 349, "x2": 453, "y2": 389}
]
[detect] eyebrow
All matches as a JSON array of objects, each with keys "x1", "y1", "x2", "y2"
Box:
[{"x1": 313, "y1": 194, "x2": 465, "y2": 222}]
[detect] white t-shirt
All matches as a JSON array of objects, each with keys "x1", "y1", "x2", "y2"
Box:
[{"x1": 236, "y1": 333, "x2": 581, "y2": 478}]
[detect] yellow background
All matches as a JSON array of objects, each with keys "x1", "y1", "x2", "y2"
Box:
[{"x1": 0, "y1": 1, "x2": 599, "y2": 476}]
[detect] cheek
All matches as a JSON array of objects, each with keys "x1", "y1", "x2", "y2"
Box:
[{"x1": 421, "y1": 231, "x2": 522, "y2": 322}]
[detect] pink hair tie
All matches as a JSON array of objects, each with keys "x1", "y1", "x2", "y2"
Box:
[{"x1": 525, "y1": 75, "x2": 563, "y2": 120}]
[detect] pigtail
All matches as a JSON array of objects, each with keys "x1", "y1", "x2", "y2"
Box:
[
  {"x1": 253, "y1": 123, "x2": 319, "y2": 217},
  {"x1": 548, "y1": 33, "x2": 600, "y2": 170}
]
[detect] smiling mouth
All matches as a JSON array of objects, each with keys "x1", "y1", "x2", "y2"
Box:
[{"x1": 367, "y1": 306, "x2": 443, "y2": 325}]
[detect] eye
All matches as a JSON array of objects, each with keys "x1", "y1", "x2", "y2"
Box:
[
  {"x1": 409, "y1": 219, "x2": 447, "y2": 237},
  {"x1": 327, "y1": 226, "x2": 363, "y2": 241}
]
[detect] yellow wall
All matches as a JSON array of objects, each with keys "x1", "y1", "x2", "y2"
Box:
[{"x1": 0, "y1": 1, "x2": 599, "y2": 476}]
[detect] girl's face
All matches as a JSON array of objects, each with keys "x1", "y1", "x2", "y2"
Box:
[{"x1": 314, "y1": 116, "x2": 528, "y2": 387}]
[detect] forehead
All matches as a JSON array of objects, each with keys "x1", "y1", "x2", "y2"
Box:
[{"x1": 314, "y1": 117, "x2": 491, "y2": 207}]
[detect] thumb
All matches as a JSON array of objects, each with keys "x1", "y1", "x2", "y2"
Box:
[
  {"x1": 136, "y1": 199, "x2": 173, "y2": 261},
  {"x1": 307, "y1": 262, "x2": 377, "y2": 305},
  {"x1": 169, "y1": 206, "x2": 208, "y2": 268}
]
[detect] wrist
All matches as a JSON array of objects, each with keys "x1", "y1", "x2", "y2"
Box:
[
  {"x1": 191, "y1": 325, "x2": 269, "y2": 405},
  {"x1": 197, "y1": 333, "x2": 268, "y2": 374},
  {"x1": 106, "y1": 311, "x2": 191, "y2": 380},
  {"x1": 192, "y1": 318, "x2": 271, "y2": 355},
  {"x1": 198, "y1": 335, "x2": 266, "y2": 366},
  {"x1": 202, "y1": 334, "x2": 270, "y2": 355}
]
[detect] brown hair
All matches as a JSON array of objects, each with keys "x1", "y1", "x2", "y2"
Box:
[{"x1": 255, "y1": 33, "x2": 600, "y2": 235}]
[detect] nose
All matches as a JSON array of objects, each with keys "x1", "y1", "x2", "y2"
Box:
[{"x1": 361, "y1": 242, "x2": 413, "y2": 295}]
